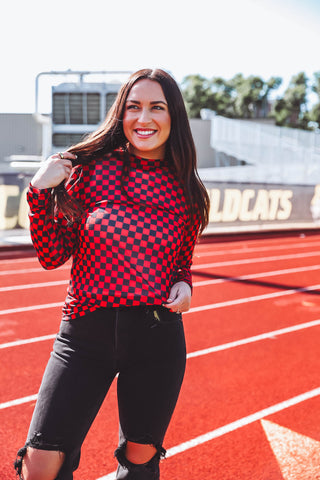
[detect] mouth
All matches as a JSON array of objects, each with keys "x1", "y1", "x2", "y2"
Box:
[{"x1": 135, "y1": 129, "x2": 157, "y2": 138}]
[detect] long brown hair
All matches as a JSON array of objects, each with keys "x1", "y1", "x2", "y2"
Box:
[{"x1": 55, "y1": 68, "x2": 210, "y2": 233}]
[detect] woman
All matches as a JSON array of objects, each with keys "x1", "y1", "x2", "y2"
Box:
[{"x1": 15, "y1": 68, "x2": 210, "y2": 480}]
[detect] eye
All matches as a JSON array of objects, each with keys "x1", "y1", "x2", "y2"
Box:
[
  {"x1": 126, "y1": 104, "x2": 139, "y2": 110},
  {"x1": 152, "y1": 105, "x2": 165, "y2": 110}
]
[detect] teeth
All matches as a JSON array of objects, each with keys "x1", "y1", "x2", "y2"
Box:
[{"x1": 136, "y1": 130, "x2": 155, "y2": 136}]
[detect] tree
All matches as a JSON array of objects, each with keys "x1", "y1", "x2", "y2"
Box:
[
  {"x1": 181, "y1": 74, "x2": 216, "y2": 118},
  {"x1": 309, "y1": 71, "x2": 320, "y2": 129},
  {"x1": 233, "y1": 74, "x2": 263, "y2": 118},
  {"x1": 260, "y1": 77, "x2": 282, "y2": 117},
  {"x1": 180, "y1": 71, "x2": 317, "y2": 131},
  {"x1": 210, "y1": 77, "x2": 235, "y2": 117},
  {"x1": 181, "y1": 73, "x2": 282, "y2": 120},
  {"x1": 229, "y1": 74, "x2": 282, "y2": 119},
  {"x1": 272, "y1": 72, "x2": 309, "y2": 128}
]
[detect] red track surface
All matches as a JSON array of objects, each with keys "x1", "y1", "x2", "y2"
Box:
[{"x1": 1, "y1": 231, "x2": 320, "y2": 479}]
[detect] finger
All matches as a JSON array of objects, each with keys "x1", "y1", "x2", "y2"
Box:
[
  {"x1": 162, "y1": 304, "x2": 181, "y2": 313},
  {"x1": 171, "y1": 303, "x2": 183, "y2": 313},
  {"x1": 54, "y1": 152, "x2": 78, "y2": 161},
  {"x1": 166, "y1": 300, "x2": 180, "y2": 309},
  {"x1": 163, "y1": 298, "x2": 177, "y2": 307},
  {"x1": 166, "y1": 287, "x2": 180, "y2": 303},
  {"x1": 64, "y1": 166, "x2": 73, "y2": 178},
  {"x1": 61, "y1": 159, "x2": 74, "y2": 169},
  {"x1": 162, "y1": 303, "x2": 173, "y2": 310},
  {"x1": 55, "y1": 165, "x2": 72, "y2": 183},
  {"x1": 165, "y1": 297, "x2": 175, "y2": 305},
  {"x1": 48, "y1": 156, "x2": 73, "y2": 170},
  {"x1": 56, "y1": 161, "x2": 72, "y2": 174},
  {"x1": 164, "y1": 294, "x2": 183, "y2": 308},
  {"x1": 52, "y1": 154, "x2": 77, "y2": 166},
  {"x1": 163, "y1": 301, "x2": 186, "y2": 313}
]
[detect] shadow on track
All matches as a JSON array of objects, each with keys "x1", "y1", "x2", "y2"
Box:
[{"x1": 192, "y1": 270, "x2": 320, "y2": 296}]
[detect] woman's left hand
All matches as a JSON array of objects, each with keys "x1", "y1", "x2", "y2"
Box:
[{"x1": 163, "y1": 281, "x2": 192, "y2": 313}]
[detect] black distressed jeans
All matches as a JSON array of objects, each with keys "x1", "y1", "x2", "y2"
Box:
[{"x1": 14, "y1": 305, "x2": 186, "y2": 479}]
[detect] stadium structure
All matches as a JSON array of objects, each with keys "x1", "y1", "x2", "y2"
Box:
[{"x1": 0, "y1": 70, "x2": 320, "y2": 234}]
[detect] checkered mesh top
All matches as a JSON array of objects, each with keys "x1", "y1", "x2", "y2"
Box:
[{"x1": 27, "y1": 150, "x2": 200, "y2": 320}]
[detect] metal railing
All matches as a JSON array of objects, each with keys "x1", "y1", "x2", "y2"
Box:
[{"x1": 208, "y1": 116, "x2": 320, "y2": 185}]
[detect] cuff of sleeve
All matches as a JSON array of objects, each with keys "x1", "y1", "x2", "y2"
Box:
[
  {"x1": 27, "y1": 183, "x2": 52, "y2": 210},
  {"x1": 174, "y1": 270, "x2": 193, "y2": 293}
]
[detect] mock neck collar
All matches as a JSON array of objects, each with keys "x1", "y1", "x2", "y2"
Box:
[
  {"x1": 130, "y1": 152, "x2": 167, "y2": 166},
  {"x1": 112, "y1": 149, "x2": 170, "y2": 169},
  {"x1": 120, "y1": 150, "x2": 168, "y2": 170}
]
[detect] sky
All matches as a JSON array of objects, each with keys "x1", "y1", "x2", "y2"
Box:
[{"x1": 1, "y1": 0, "x2": 319, "y2": 113}]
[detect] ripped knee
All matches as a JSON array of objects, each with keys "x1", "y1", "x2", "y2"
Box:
[
  {"x1": 114, "y1": 437, "x2": 165, "y2": 474},
  {"x1": 14, "y1": 432, "x2": 65, "y2": 480},
  {"x1": 14, "y1": 445, "x2": 28, "y2": 480},
  {"x1": 125, "y1": 441, "x2": 157, "y2": 464}
]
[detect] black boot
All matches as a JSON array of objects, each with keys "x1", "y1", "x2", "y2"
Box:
[{"x1": 115, "y1": 455, "x2": 160, "y2": 480}]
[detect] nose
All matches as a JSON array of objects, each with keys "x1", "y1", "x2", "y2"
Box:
[{"x1": 137, "y1": 107, "x2": 152, "y2": 124}]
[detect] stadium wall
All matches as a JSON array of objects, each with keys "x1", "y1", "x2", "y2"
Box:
[{"x1": 1, "y1": 174, "x2": 320, "y2": 232}]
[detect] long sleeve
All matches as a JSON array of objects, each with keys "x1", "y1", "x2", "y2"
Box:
[
  {"x1": 27, "y1": 169, "x2": 82, "y2": 270},
  {"x1": 171, "y1": 212, "x2": 200, "y2": 290},
  {"x1": 35, "y1": 151, "x2": 201, "y2": 320}
]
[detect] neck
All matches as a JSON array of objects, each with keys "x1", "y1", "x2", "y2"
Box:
[{"x1": 128, "y1": 144, "x2": 165, "y2": 160}]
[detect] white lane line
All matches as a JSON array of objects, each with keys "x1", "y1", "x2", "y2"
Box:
[
  {"x1": 2, "y1": 318, "x2": 320, "y2": 411},
  {"x1": 3, "y1": 316, "x2": 320, "y2": 354},
  {"x1": 193, "y1": 264, "x2": 320, "y2": 287},
  {"x1": 166, "y1": 387, "x2": 320, "y2": 456},
  {"x1": 0, "y1": 302, "x2": 63, "y2": 316},
  {"x1": 1, "y1": 250, "x2": 319, "y2": 277},
  {"x1": 0, "y1": 280, "x2": 68, "y2": 293},
  {"x1": 0, "y1": 334, "x2": 56, "y2": 350},
  {"x1": 0, "y1": 394, "x2": 38, "y2": 410},
  {"x1": 0, "y1": 267, "x2": 47, "y2": 276},
  {"x1": 1, "y1": 283, "x2": 320, "y2": 318},
  {"x1": 1, "y1": 239, "x2": 320, "y2": 267},
  {"x1": 2, "y1": 264, "x2": 319, "y2": 294},
  {"x1": 0, "y1": 265, "x2": 70, "y2": 276},
  {"x1": 186, "y1": 283, "x2": 320, "y2": 314},
  {"x1": 195, "y1": 240, "x2": 320, "y2": 257},
  {"x1": 186, "y1": 319, "x2": 320, "y2": 358},
  {"x1": 96, "y1": 387, "x2": 320, "y2": 480},
  {"x1": 192, "y1": 250, "x2": 320, "y2": 270},
  {"x1": 0, "y1": 257, "x2": 38, "y2": 266}
]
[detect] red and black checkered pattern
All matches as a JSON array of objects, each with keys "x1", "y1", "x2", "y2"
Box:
[{"x1": 27, "y1": 150, "x2": 200, "y2": 320}]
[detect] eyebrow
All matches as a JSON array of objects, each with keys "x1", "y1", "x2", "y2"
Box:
[{"x1": 126, "y1": 99, "x2": 168, "y2": 105}]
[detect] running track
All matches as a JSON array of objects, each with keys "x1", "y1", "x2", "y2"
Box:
[{"x1": 1, "y1": 231, "x2": 320, "y2": 479}]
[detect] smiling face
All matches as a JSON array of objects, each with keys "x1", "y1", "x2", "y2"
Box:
[{"x1": 123, "y1": 79, "x2": 171, "y2": 159}]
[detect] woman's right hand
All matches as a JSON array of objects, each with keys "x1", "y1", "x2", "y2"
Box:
[{"x1": 31, "y1": 152, "x2": 77, "y2": 190}]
